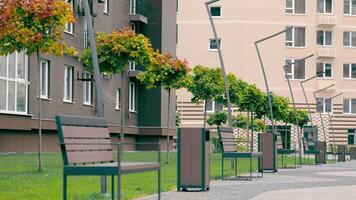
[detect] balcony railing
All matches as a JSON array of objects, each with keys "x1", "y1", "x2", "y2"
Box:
[
  {"x1": 317, "y1": 15, "x2": 337, "y2": 26},
  {"x1": 317, "y1": 47, "x2": 336, "y2": 58}
]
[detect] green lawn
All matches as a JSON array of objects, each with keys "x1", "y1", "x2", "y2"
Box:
[{"x1": 0, "y1": 152, "x2": 294, "y2": 200}]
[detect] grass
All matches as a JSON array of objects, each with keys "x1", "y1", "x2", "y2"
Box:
[{"x1": 0, "y1": 152, "x2": 296, "y2": 200}]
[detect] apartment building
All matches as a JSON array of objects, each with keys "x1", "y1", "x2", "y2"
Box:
[
  {"x1": 0, "y1": 0, "x2": 178, "y2": 152},
  {"x1": 176, "y1": 0, "x2": 356, "y2": 145}
]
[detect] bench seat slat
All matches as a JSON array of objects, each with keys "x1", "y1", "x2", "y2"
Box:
[
  {"x1": 67, "y1": 151, "x2": 114, "y2": 164},
  {"x1": 66, "y1": 145, "x2": 112, "y2": 151},
  {"x1": 62, "y1": 126, "x2": 110, "y2": 138}
]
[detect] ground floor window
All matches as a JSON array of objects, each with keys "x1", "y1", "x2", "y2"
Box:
[
  {"x1": 129, "y1": 82, "x2": 136, "y2": 112},
  {"x1": 0, "y1": 52, "x2": 29, "y2": 114}
]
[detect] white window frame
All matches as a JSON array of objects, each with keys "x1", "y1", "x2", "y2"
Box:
[
  {"x1": 63, "y1": 66, "x2": 74, "y2": 103},
  {"x1": 205, "y1": 100, "x2": 215, "y2": 113},
  {"x1": 285, "y1": 0, "x2": 306, "y2": 14},
  {"x1": 83, "y1": 71, "x2": 92, "y2": 105},
  {"x1": 116, "y1": 88, "x2": 121, "y2": 110},
  {"x1": 317, "y1": 0, "x2": 333, "y2": 14},
  {"x1": 343, "y1": 98, "x2": 356, "y2": 114},
  {"x1": 209, "y1": 5, "x2": 222, "y2": 18},
  {"x1": 40, "y1": 59, "x2": 50, "y2": 99},
  {"x1": 104, "y1": 0, "x2": 109, "y2": 14},
  {"x1": 0, "y1": 52, "x2": 29, "y2": 115},
  {"x1": 285, "y1": 59, "x2": 306, "y2": 80},
  {"x1": 316, "y1": 30, "x2": 333, "y2": 47},
  {"x1": 316, "y1": 98, "x2": 333, "y2": 114},
  {"x1": 316, "y1": 62, "x2": 333, "y2": 78},
  {"x1": 64, "y1": 0, "x2": 75, "y2": 34},
  {"x1": 344, "y1": 0, "x2": 356, "y2": 16},
  {"x1": 343, "y1": 63, "x2": 356, "y2": 79},
  {"x1": 343, "y1": 31, "x2": 356, "y2": 48},
  {"x1": 209, "y1": 38, "x2": 221, "y2": 51},
  {"x1": 285, "y1": 26, "x2": 306, "y2": 48},
  {"x1": 129, "y1": 61, "x2": 136, "y2": 71},
  {"x1": 129, "y1": 82, "x2": 136, "y2": 112}
]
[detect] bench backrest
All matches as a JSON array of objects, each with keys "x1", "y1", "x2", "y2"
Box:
[
  {"x1": 55, "y1": 115, "x2": 114, "y2": 166},
  {"x1": 217, "y1": 127, "x2": 237, "y2": 152},
  {"x1": 276, "y1": 135, "x2": 284, "y2": 150}
]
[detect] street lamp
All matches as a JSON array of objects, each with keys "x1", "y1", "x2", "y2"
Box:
[
  {"x1": 282, "y1": 54, "x2": 314, "y2": 166},
  {"x1": 205, "y1": 0, "x2": 233, "y2": 127},
  {"x1": 313, "y1": 84, "x2": 335, "y2": 142},
  {"x1": 326, "y1": 92, "x2": 343, "y2": 160},
  {"x1": 254, "y1": 27, "x2": 292, "y2": 135}
]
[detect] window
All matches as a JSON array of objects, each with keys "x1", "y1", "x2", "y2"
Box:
[
  {"x1": 129, "y1": 82, "x2": 136, "y2": 112},
  {"x1": 285, "y1": 26, "x2": 306, "y2": 47},
  {"x1": 104, "y1": 0, "x2": 109, "y2": 13},
  {"x1": 285, "y1": 59, "x2": 305, "y2": 80},
  {"x1": 0, "y1": 52, "x2": 28, "y2": 114},
  {"x1": 40, "y1": 59, "x2": 50, "y2": 99},
  {"x1": 316, "y1": 62, "x2": 332, "y2": 78},
  {"x1": 343, "y1": 64, "x2": 356, "y2": 79},
  {"x1": 206, "y1": 100, "x2": 215, "y2": 113},
  {"x1": 285, "y1": 0, "x2": 306, "y2": 14},
  {"x1": 129, "y1": 61, "x2": 136, "y2": 71},
  {"x1": 344, "y1": 0, "x2": 356, "y2": 15},
  {"x1": 83, "y1": 71, "x2": 92, "y2": 105},
  {"x1": 209, "y1": 38, "x2": 221, "y2": 51},
  {"x1": 316, "y1": 98, "x2": 332, "y2": 113},
  {"x1": 64, "y1": 0, "x2": 74, "y2": 34},
  {"x1": 343, "y1": 99, "x2": 356, "y2": 114},
  {"x1": 116, "y1": 89, "x2": 121, "y2": 110},
  {"x1": 84, "y1": 19, "x2": 89, "y2": 49},
  {"x1": 343, "y1": 31, "x2": 356, "y2": 47},
  {"x1": 317, "y1": 30, "x2": 332, "y2": 46},
  {"x1": 210, "y1": 6, "x2": 221, "y2": 17},
  {"x1": 317, "y1": 0, "x2": 333, "y2": 14},
  {"x1": 63, "y1": 66, "x2": 74, "y2": 102}
]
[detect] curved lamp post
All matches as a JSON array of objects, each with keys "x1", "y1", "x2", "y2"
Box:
[
  {"x1": 282, "y1": 54, "x2": 314, "y2": 166},
  {"x1": 205, "y1": 0, "x2": 233, "y2": 127}
]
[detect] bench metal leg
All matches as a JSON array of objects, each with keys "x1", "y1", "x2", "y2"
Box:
[
  {"x1": 221, "y1": 156, "x2": 224, "y2": 180},
  {"x1": 111, "y1": 175, "x2": 114, "y2": 200},
  {"x1": 63, "y1": 175, "x2": 67, "y2": 200},
  {"x1": 117, "y1": 174, "x2": 121, "y2": 200},
  {"x1": 158, "y1": 169, "x2": 161, "y2": 200}
]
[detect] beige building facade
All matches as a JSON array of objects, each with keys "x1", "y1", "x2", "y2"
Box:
[{"x1": 176, "y1": 0, "x2": 356, "y2": 145}]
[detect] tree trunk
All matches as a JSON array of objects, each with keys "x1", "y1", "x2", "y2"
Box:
[
  {"x1": 37, "y1": 47, "x2": 42, "y2": 172},
  {"x1": 166, "y1": 89, "x2": 171, "y2": 164},
  {"x1": 203, "y1": 100, "x2": 207, "y2": 128},
  {"x1": 120, "y1": 72, "x2": 125, "y2": 145}
]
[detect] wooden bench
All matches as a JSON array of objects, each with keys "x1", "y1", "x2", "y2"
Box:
[
  {"x1": 276, "y1": 134, "x2": 299, "y2": 168},
  {"x1": 55, "y1": 115, "x2": 161, "y2": 200},
  {"x1": 302, "y1": 139, "x2": 320, "y2": 165},
  {"x1": 217, "y1": 127, "x2": 263, "y2": 180}
]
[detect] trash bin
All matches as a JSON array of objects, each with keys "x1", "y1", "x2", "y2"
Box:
[
  {"x1": 177, "y1": 128, "x2": 210, "y2": 191},
  {"x1": 337, "y1": 145, "x2": 346, "y2": 162},
  {"x1": 315, "y1": 141, "x2": 326, "y2": 164},
  {"x1": 258, "y1": 133, "x2": 277, "y2": 172}
]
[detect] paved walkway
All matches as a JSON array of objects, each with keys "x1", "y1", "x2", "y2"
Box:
[{"x1": 141, "y1": 161, "x2": 356, "y2": 200}]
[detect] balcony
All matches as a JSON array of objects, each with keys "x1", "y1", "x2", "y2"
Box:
[
  {"x1": 317, "y1": 47, "x2": 336, "y2": 58},
  {"x1": 129, "y1": 0, "x2": 148, "y2": 24},
  {"x1": 317, "y1": 15, "x2": 337, "y2": 26}
]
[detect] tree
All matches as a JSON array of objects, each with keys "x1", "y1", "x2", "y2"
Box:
[
  {"x1": 79, "y1": 28, "x2": 154, "y2": 144},
  {"x1": 187, "y1": 65, "x2": 224, "y2": 127},
  {"x1": 207, "y1": 111, "x2": 228, "y2": 127},
  {"x1": 0, "y1": 0, "x2": 76, "y2": 172},
  {"x1": 137, "y1": 53, "x2": 191, "y2": 163},
  {"x1": 288, "y1": 109, "x2": 310, "y2": 128}
]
